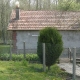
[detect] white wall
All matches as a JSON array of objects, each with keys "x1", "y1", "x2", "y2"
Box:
[
  {"x1": 16, "y1": 30, "x2": 80, "y2": 53},
  {"x1": 60, "y1": 31, "x2": 80, "y2": 48},
  {"x1": 16, "y1": 31, "x2": 39, "y2": 53}
]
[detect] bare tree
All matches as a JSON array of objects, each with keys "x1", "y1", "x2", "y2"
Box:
[
  {"x1": 36, "y1": 0, "x2": 38, "y2": 10},
  {"x1": 28, "y1": 0, "x2": 31, "y2": 10},
  {"x1": 47, "y1": 0, "x2": 51, "y2": 9},
  {"x1": 0, "y1": 0, "x2": 11, "y2": 44}
]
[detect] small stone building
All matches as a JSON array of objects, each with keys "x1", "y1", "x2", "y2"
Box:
[{"x1": 8, "y1": 7, "x2": 80, "y2": 53}]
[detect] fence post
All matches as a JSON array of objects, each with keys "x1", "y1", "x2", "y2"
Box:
[
  {"x1": 23, "y1": 41, "x2": 26, "y2": 59},
  {"x1": 68, "y1": 48, "x2": 69, "y2": 58},
  {"x1": 10, "y1": 40, "x2": 12, "y2": 60},
  {"x1": 68, "y1": 47, "x2": 71, "y2": 62},
  {"x1": 73, "y1": 47, "x2": 76, "y2": 80},
  {"x1": 43, "y1": 43, "x2": 46, "y2": 72}
]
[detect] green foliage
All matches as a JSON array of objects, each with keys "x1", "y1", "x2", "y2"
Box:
[
  {"x1": 26, "y1": 53, "x2": 40, "y2": 62},
  {"x1": 11, "y1": 54, "x2": 23, "y2": 61},
  {"x1": 0, "y1": 53, "x2": 39, "y2": 62},
  {"x1": 0, "y1": 0, "x2": 11, "y2": 44},
  {"x1": 37, "y1": 27, "x2": 63, "y2": 69},
  {"x1": 0, "y1": 45, "x2": 10, "y2": 60},
  {"x1": 22, "y1": 59, "x2": 28, "y2": 66},
  {"x1": 77, "y1": 0, "x2": 80, "y2": 3},
  {"x1": 58, "y1": 0, "x2": 80, "y2": 11},
  {"x1": 12, "y1": 0, "x2": 80, "y2": 11},
  {"x1": 0, "y1": 61, "x2": 68, "y2": 80},
  {"x1": 0, "y1": 45, "x2": 39, "y2": 61}
]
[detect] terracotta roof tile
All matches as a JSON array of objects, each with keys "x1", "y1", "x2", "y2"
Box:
[{"x1": 8, "y1": 10, "x2": 80, "y2": 30}]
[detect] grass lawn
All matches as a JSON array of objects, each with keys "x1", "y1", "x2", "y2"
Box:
[{"x1": 0, "y1": 61, "x2": 68, "y2": 80}]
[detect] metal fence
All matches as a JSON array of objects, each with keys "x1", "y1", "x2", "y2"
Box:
[
  {"x1": 59, "y1": 48, "x2": 80, "y2": 63},
  {"x1": 0, "y1": 41, "x2": 80, "y2": 63}
]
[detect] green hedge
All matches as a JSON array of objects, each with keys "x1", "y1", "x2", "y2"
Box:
[
  {"x1": 0, "y1": 53, "x2": 40, "y2": 62},
  {"x1": 0, "y1": 45, "x2": 40, "y2": 62}
]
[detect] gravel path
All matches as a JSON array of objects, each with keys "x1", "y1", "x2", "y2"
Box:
[
  {"x1": 57, "y1": 63, "x2": 80, "y2": 80},
  {"x1": 57, "y1": 63, "x2": 80, "y2": 76}
]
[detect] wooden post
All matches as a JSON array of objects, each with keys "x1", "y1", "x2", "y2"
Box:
[
  {"x1": 43, "y1": 43, "x2": 46, "y2": 72},
  {"x1": 10, "y1": 40, "x2": 12, "y2": 60},
  {"x1": 23, "y1": 41, "x2": 26, "y2": 59},
  {"x1": 73, "y1": 47, "x2": 76, "y2": 80}
]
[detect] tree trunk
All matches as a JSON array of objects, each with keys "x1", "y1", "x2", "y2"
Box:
[
  {"x1": 2, "y1": 30, "x2": 6, "y2": 44},
  {"x1": 38, "y1": 0, "x2": 42, "y2": 10},
  {"x1": 47, "y1": 0, "x2": 51, "y2": 10},
  {"x1": 48, "y1": 66, "x2": 50, "y2": 70},
  {"x1": 28, "y1": 0, "x2": 31, "y2": 10},
  {"x1": 36, "y1": 0, "x2": 38, "y2": 10}
]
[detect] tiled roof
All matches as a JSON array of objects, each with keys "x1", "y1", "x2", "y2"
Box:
[{"x1": 8, "y1": 10, "x2": 80, "y2": 30}]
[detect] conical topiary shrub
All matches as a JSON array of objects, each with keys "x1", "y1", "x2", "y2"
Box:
[{"x1": 37, "y1": 27, "x2": 63, "y2": 70}]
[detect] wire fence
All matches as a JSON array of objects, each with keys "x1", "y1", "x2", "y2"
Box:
[
  {"x1": 0, "y1": 41, "x2": 80, "y2": 63},
  {"x1": 0, "y1": 43, "x2": 39, "y2": 61},
  {"x1": 59, "y1": 48, "x2": 80, "y2": 63}
]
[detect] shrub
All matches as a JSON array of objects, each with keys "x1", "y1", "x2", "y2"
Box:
[
  {"x1": 37, "y1": 27, "x2": 63, "y2": 70},
  {"x1": 0, "y1": 53, "x2": 39, "y2": 62},
  {"x1": 22, "y1": 59, "x2": 28, "y2": 66}
]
